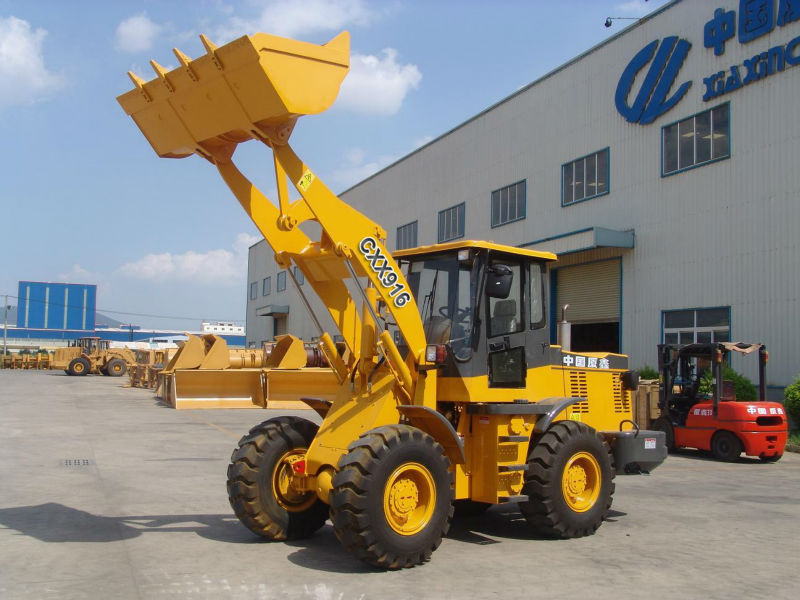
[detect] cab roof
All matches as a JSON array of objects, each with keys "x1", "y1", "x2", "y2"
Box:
[{"x1": 393, "y1": 239, "x2": 557, "y2": 261}]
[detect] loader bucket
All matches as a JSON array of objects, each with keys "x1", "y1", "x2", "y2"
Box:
[
  {"x1": 116, "y1": 31, "x2": 350, "y2": 159},
  {"x1": 164, "y1": 335, "x2": 206, "y2": 372},
  {"x1": 199, "y1": 334, "x2": 231, "y2": 370},
  {"x1": 264, "y1": 334, "x2": 307, "y2": 369}
]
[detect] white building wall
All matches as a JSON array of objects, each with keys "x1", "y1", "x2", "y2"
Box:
[{"x1": 247, "y1": 0, "x2": 800, "y2": 386}]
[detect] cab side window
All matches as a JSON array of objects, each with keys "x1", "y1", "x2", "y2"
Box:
[
  {"x1": 529, "y1": 262, "x2": 546, "y2": 329},
  {"x1": 488, "y1": 259, "x2": 523, "y2": 337}
]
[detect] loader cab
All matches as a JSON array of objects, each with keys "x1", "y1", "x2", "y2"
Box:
[
  {"x1": 396, "y1": 241, "x2": 556, "y2": 386},
  {"x1": 75, "y1": 337, "x2": 108, "y2": 354}
]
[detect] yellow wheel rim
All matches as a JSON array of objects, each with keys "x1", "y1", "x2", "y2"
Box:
[
  {"x1": 561, "y1": 451, "x2": 601, "y2": 513},
  {"x1": 272, "y1": 449, "x2": 315, "y2": 512},
  {"x1": 74, "y1": 363, "x2": 84, "y2": 373},
  {"x1": 383, "y1": 462, "x2": 436, "y2": 536},
  {"x1": 112, "y1": 364, "x2": 122, "y2": 373}
]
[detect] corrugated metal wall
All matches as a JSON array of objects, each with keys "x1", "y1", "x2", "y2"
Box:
[
  {"x1": 246, "y1": 0, "x2": 800, "y2": 385},
  {"x1": 16, "y1": 282, "x2": 96, "y2": 331}
]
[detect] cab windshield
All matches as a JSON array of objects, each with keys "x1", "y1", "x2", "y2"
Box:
[{"x1": 404, "y1": 251, "x2": 477, "y2": 361}]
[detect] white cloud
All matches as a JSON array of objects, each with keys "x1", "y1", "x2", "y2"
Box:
[
  {"x1": 614, "y1": 0, "x2": 660, "y2": 15},
  {"x1": 331, "y1": 146, "x2": 397, "y2": 190},
  {"x1": 57, "y1": 264, "x2": 93, "y2": 283},
  {"x1": 414, "y1": 134, "x2": 434, "y2": 148},
  {"x1": 337, "y1": 49, "x2": 421, "y2": 115},
  {"x1": 214, "y1": 0, "x2": 373, "y2": 42},
  {"x1": 118, "y1": 233, "x2": 259, "y2": 285},
  {"x1": 115, "y1": 14, "x2": 163, "y2": 53},
  {"x1": 0, "y1": 17, "x2": 63, "y2": 110}
]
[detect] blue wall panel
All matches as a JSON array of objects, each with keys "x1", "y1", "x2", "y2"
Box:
[
  {"x1": 16, "y1": 282, "x2": 27, "y2": 328},
  {"x1": 66, "y1": 287, "x2": 84, "y2": 330},
  {"x1": 16, "y1": 281, "x2": 96, "y2": 332}
]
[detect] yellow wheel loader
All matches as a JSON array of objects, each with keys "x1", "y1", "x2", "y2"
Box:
[
  {"x1": 118, "y1": 29, "x2": 667, "y2": 569},
  {"x1": 52, "y1": 337, "x2": 135, "y2": 377}
]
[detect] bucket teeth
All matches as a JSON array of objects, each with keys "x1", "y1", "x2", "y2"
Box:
[
  {"x1": 172, "y1": 47, "x2": 198, "y2": 81},
  {"x1": 199, "y1": 33, "x2": 218, "y2": 54},
  {"x1": 127, "y1": 70, "x2": 146, "y2": 88},
  {"x1": 150, "y1": 59, "x2": 175, "y2": 91},
  {"x1": 126, "y1": 71, "x2": 151, "y2": 102},
  {"x1": 149, "y1": 59, "x2": 169, "y2": 77},
  {"x1": 199, "y1": 33, "x2": 223, "y2": 69}
]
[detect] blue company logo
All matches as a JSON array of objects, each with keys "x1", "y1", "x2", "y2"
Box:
[{"x1": 615, "y1": 36, "x2": 692, "y2": 125}]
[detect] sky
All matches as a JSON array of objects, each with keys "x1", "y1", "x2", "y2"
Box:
[{"x1": 0, "y1": 0, "x2": 669, "y2": 330}]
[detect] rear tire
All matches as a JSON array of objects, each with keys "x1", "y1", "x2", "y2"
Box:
[
  {"x1": 68, "y1": 357, "x2": 90, "y2": 376},
  {"x1": 106, "y1": 358, "x2": 126, "y2": 377},
  {"x1": 227, "y1": 416, "x2": 328, "y2": 540},
  {"x1": 520, "y1": 421, "x2": 614, "y2": 539},
  {"x1": 711, "y1": 431, "x2": 742, "y2": 462},
  {"x1": 329, "y1": 425, "x2": 454, "y2": 569}
]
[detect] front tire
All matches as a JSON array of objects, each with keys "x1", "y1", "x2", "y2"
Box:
[
  {"x1": 106, "y1": 358, "x2": 127, "y2": 377},
  {"x1": 68, "y1": 357, "x2": 90, "y2": 376},
  {"x1": 227, "y1": 416, "x2": 328, "y2": 540},
  {"x1": 329, "y1": 425, "x2": 454, "y2": 569},
  {"x1": 520, "y1": 421, "x2": 614, "y2": 539},
  {"x1": 711, "y1": 431, "x2": 742, "y2": 462}
]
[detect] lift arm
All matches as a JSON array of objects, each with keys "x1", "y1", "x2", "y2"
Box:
[{"x1": 117, "y1": 30, "x2": 429, "y2": 396}]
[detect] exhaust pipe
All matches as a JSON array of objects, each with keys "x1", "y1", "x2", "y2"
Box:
[{"x1": 558, "y1": 304, "x2": 571, "y2": 352}]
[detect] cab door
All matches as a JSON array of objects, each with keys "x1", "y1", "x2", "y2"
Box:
[{"x1": 485, "y1": 256, "x2": 528, "y2": 388}]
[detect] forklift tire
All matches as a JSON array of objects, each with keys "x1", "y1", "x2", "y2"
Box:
[
  {"x1": 226, "y1": 416, "x2": 328, "y2": 540},
  {"x1": 105, "y1": 358, "x2": 127, "y2": 377},
  {"x1": 651, "y1": 416, "x2": 675, "y2": 452},
  {"x1": 711, "y1": 431, "x2": 742, "y2": 462},
  {"x1": 329, "y1": 424, "x2": 454, "y2": 569},
  {"x1": 68, "y1": 357, "x2": 90, "y2": 376},
  {"x1": 520, "y1": 421, "x2": 614, "y2": 539},
  {"x1": 453, "y1": 499, "x2": 491, "y2": 517}
]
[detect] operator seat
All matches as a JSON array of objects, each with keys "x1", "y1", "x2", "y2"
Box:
[{"x1": 491, "y1": 299, "x2": 518, "y2": 335}]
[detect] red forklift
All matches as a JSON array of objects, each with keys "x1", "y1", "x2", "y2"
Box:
[{"x1": 652, "y1": 342, "x2": 787, "y2": 462}]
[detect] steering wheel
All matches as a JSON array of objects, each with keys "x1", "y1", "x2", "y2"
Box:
[{"x1": 438, "y1": 306, "x2": 471, "y2": 322}]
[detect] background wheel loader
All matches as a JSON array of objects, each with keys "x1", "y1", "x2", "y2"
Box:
[
  {"x1": 52, "y1": 337, "x2": 135, "y2": 377},
  {"x1": 118, "y1": 29, "x2": 667, "y2": 569}
]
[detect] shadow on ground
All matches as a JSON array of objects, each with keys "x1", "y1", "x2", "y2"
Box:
[
  {"x1": 0, "y1": 501, "x2": 629, "y2": 574},
  {"x1": 0, "y1": 503, "x2": 250, "y2": 544}
]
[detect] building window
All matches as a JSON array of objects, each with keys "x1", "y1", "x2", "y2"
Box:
[
  {"x1": 491, "y1": 180, "x2": 526, "y2": 227},
  {"x1": 277, "y1": 271, "x2": 286, "y2": 292},
  {"x1": 396, "y1": 221, "x2": 418, "y2": 250},
  {"x1": 438, "y1": 202, "x2": 465, "y2": 243},
  {"x1": 662, "y1": 103, "x2": 729, "y2": 176},
  {"x1": 662, "y1": 307, "x2": 730, "y2": 345},
  {"x1": 293, "y1": 266, "x2": 304, "y2": 285},
  {"x1": 249, "y1": 282, "x2": 257, "y2": 300},
  {"x1": 562, "y1": 148, "x2": 609, "y2": 206},
  {"x1": 262, "y1": 277, "x2": 271, "y2": 296}
]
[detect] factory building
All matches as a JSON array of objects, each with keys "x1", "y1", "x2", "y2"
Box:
[{"x1": 246, "y1": 0, "x2": 800, "y2": 388}]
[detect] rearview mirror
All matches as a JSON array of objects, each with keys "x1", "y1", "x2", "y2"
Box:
[{"x1": 486, "y1": 264, "x2": 513, "y2": 299}]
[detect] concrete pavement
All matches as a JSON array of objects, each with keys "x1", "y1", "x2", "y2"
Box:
[{"x1": 0, "y1": 370, "x2": 798, "y2": 599}]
